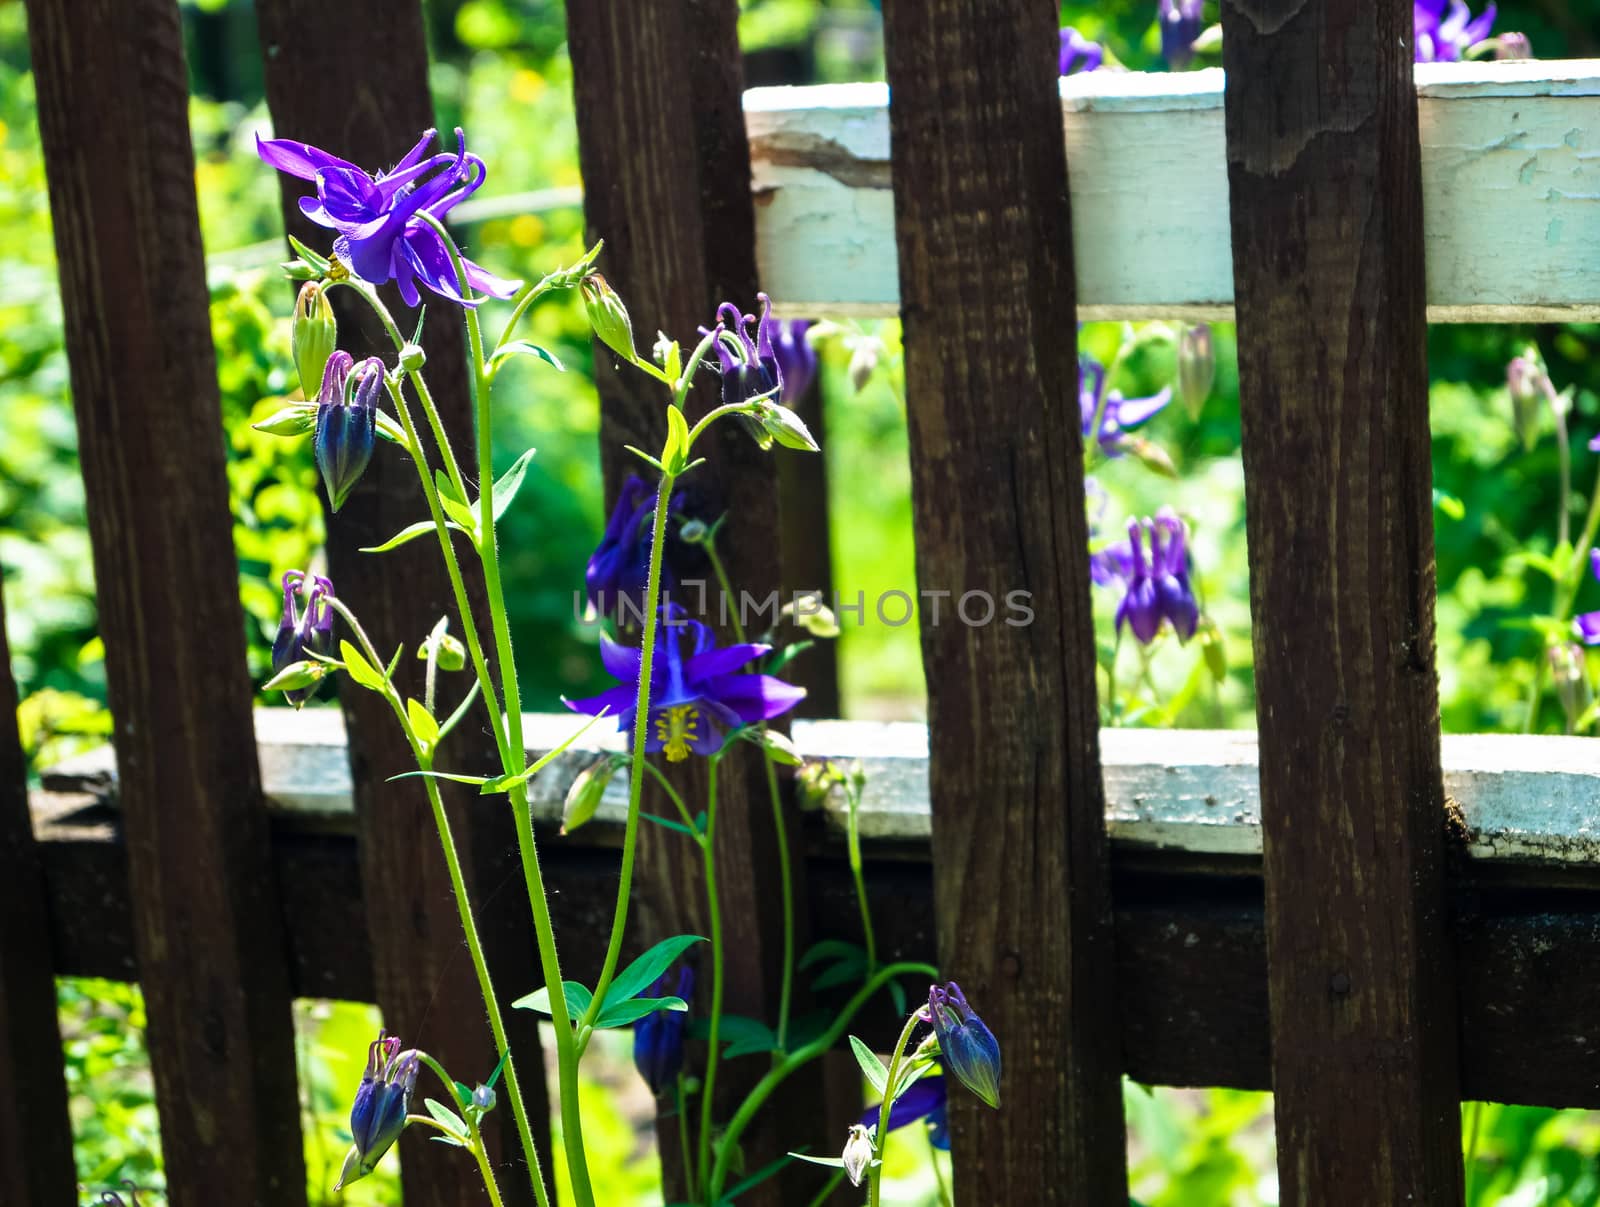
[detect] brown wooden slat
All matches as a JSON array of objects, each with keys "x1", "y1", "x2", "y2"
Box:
[
  {"x1": 253, "y1": 4, "x2": 550, "y2": 1204},
  {"x1": 24, "y1": 1, "x2": 307, "y2": 1201},
  {"x1": 0, "y1": 599, "x2": 77, "y2": 1204},
  {"x1": 1220, "y1": 0, "x2": 1464, "y2": 1200},
  {"x1": 566, "y1": 4, "x2": 846, "y2": 1204},
  {"x1": 879, "y1": 0, "x2": 1126, "y2": 1200}
]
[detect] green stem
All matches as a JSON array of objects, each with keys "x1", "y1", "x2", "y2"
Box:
[
  {"x1": 1525, "y1": 456, "x2": 1600, "y2": 732},
  {"x1": 580, "y1": 470, "x2": 678, "y2": 1037},
  {"x1": 707, "y1": 961, "x2": 938, "y2": 1200},
  {"x1": 928, "y1": 1125, "x2": 952, "y2": 1207},
  {"x1": 868, "y1": 1012, "x2": 925, "y2": 1207},
  {"x1": 641, "y1": 757, "x2": 699, "y2": 835},
  {"x1": 845, "y1": 779, "x2": 877, "y2": 976},
  {"x1": 704, "y1": 537, "x2": 797, "y2": 1048},
  {"x1": 416, "y1": 213, "x2": 596, "y2": 1206},
  {"x1": 413, "y1": 1054, "x2": 510, "y2": 1207},
  {"x1": 697, "y1": 759, "x2": 727, "y2": 1192}
]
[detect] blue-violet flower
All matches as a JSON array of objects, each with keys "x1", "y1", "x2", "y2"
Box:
[
  {"x1": 928, "y1": 983, "x2": 1001, "y2": 1109},
  {"x1": 1099, "y1": 510, "x2": 1200, "y2": 645},
  {"x1": 1159, "y1": 0, "x2": 1205, "y2": 68},
  {"x1": 336, "y1": 1032, "x2": 419, "y2": 1190},
  {"x1": 1413, "y1": 0, "x2": 1496, "y2": 61},
  {"x1": 566, "y1": 607, "x2": 806, "y2": 761},
  {"x1": 1574, "y1": 549, "x2": 1600, "y2": 645},
  {"x1": 1081, "y1": 355, "x2": 1172, "y2": 454},
  {"x1": 633, "y1": 966, "x2": 694, "y2": 1095},
  {"x1": 861, "y1": 1073, "x2": 950, "y2": 1151},
  {"x1": 313, "y1": 352, "x2": 383, "y2": 513},
  {"x1": 272, "y1": 569, "x2": 335, "y2": 708},
  {"x1": 586, "y1": 474, "x2": 680, "y2": 622},
  {"x1": 1059, "y1": 27, "x2": 1106, "y2": 75}
]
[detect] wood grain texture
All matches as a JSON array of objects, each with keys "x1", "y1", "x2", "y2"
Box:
[
  {"x1": 0, "y1": 597, "x2": 77, "y2": 1204},
  {"x1": 1221, "y1": 0, "x2": 1464, "y2": 1201},
  {"x1": 745, "y1": 62, "x2": 1600, "y2": 321},
  {"x1": 254, "y1": 4, "x2": 548, "y2": 1203},
  {"x1": 880, "y1": 0, "x2": 1126, "y2": 1200},
  {"x1": 566, "y1": 4, "x2": 845, "y2": 1201},
  {"x1": 24, "y1": 1, "x2": 307, "y2": 1201}
]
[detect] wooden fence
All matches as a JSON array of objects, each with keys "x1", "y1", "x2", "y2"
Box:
[{"x1": 5, "y1": 0, "x2": 1600, "y2": 1203}]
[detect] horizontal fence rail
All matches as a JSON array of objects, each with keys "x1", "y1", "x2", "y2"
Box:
[
  {"x1": 38, "y1": 712, "x2": 1600, "y2": 879},
  {"x1": 747, "y1": 61, "x2": 1600, "y2": 321},
  {"x1": 27, "y1": 718, "x2": 1600, "y2": 1108}
]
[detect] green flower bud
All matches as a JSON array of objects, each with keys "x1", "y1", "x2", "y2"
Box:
[
  {"x1": 753, "y1": 401, "x2": 820, "y2": 452},
  {"x1": 781, "y1": 592, "x2": 840, "y2": 639},
  {"x1": 398, "y1": 342, "x2": 427, "y2": 373},
  {"x1": 563, "y1": 754, "x2": 625, "y2": 834},
  {"x1": 252, "y1": 401, "x2": 319, "y2": 438},
  {"x1": 1177, "y1": 324, "x2": 1215, "y2": 420},
  {"x1": 842, "y1": 1124, "x2": 874, "y2": 1187},
  {"x1": 581, "y1": 272, "x2": 637, "y2": 363},
  {"x1": 293, "y1": 282, "x2": 338, "y2": 399}
]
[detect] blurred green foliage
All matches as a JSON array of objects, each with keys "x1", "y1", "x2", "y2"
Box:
[{"x1": 7, "y1": 0, "x2": 1600, "y2": 1201}]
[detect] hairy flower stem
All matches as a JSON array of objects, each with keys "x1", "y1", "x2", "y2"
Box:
[
  {"x1": 697, "y1": 758, "x2": 728, "y2": 1194},
  {"x1": 844, "y1": 777, "x2": 876, "y2": 976},
  {"x1": 704, "y1": 537, "x2": 797, "y2": 1047},
  {"x1": 707, "y1": 961, "x2": 939, "y2": 1200},
  {"x1": 1525, "y1": 458, "x2": 1600, "y2": 731},
  {"x1": 325, "y1": 598, "x2": 550, "y2": 1207},
  {"x1": 415, "y1": 1053, "x2": 508, "y2": 1207},
  {"x1": 868, "y1": 1012, "x2": 926, "y2": 1207}
]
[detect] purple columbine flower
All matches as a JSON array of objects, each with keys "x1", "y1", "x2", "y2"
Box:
[
  {"x1": 1081, "y1": 356, "x2": 1172, "y2": 455},
  {"x1": 313, "y1": 352, "x2": 383, "y2": 513},
  {"x1": 586, "y1": 474, "x2": 681, "y2": 622},
  {"x1": 566, "y1": 606, "x2": 806, "y2": 761},
  {"x1": 1574, "y1": 549, "x2": 1600, "y2": 645},
  {"x1": 1159, "y1": 0, "x2": 1205, "y2": 68},
  {"x1": 771, "y1": 319, "x2": 817, "y2": 404},
  {"x1": 1059, "y1": 26, "x2": 1106, "y2": 75},
  {"x1": 336, "y1": 1032, "x2": 420, "y2": 1190},
  {"x1": 633, "y1": 966, "x2": 694, "y2": 1095},
  {"x1": 258, "y1": 127, "x2": 520, "y2": 308},
  {"x1": 272, "y1": 569, "x2": 335, "y2": 708},
  {"x1": 860, "y1": 1073, "x2": 950, "y2": 1151},
  {"x1": 1414, "y1": 0, "x2": 1496, "y2": 62},
  {"x1": 1099, "y1": 510, "x2": 1200, "y2": 645},
  {"x1": 928, "y1": 983, "x2": 1001, "y2": 1109},
  {"x1": 710, "y1": 294, "x2": 783, "y2": 406}
]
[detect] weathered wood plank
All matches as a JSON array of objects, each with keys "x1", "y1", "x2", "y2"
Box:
[
  {"x1": 746, "y1": 61, "x2": 1600, "y2": 321},
  {"x1": 253, "y1": 4, "x2": 550, "y2": 1203},
  {"x1": 565, "y1": 3, "x2": 842, "y2": 1201},
  {"x1": 1222, "y1": 0, "x2": 1463, "y2": 1199},
  {"x1": 24, "y1": 0, "x2": 307, "y2": 1201},
  {"x1": 880, "y1": 0, "x2": 1126, "y2": 1200},
  {"x1": 0, "y1": 594, "x2": 77, "y2": 1205},
  {"x1": 35, "y1": 803, "x2": 1600, "y2": 1110}
]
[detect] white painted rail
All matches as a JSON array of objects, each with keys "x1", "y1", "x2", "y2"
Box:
[
  {"x1": 40, "y1": 711, "x2": 1600, "y2": 870},
  {"x1": 746, "y1": 61, "x2": 1600, "y2": 322}
]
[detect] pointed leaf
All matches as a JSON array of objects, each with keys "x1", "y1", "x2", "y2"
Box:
[
  {"x1": 512, "y1": 981, "x2": 594, "y2": 1018},
  {"x1": 606, "y1": 935, "x2": 707, "y2": 1006},
  {"x1": 489, "y1": 340, "x2": 565, "y2": 377},
  {"x1": 594, "y1": 995, "x2": 688, "y2": 1029},
  {"x1": 361, "y1": 519, "x2": 464, "y2": 554},
  {"x1": 849, "y1": 1036, "x2": 888, "y2": 1096},
  {"x1": 641, "y1": 813, "x2": 698, "y2": 838},
  {"x1": 407, "y1": 698, "x2": 439, "y2": 747},
  {"x1": 491, "y1": 448, "x2": 538, "y2": 523},
  {"x1": 799, "y1": 940, "x2": 868, "y2": 970},
  {"x1": 424, "y1": 1097, "x2": 469, "y2": 1141},
  {"x1": 340, "y1": 640, "x2": 386, "y2": 691}
]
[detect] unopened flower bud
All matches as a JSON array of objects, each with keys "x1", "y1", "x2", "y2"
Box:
[
  {"x1": 293, "y1": 282, "x2": 338, "y2": 399},
  {"x1": 678, "y1": 519, "x2": 711, "y2": 545},
  {"x1": 563, "y1": 754, "x2": 624, "y2": 834},
  {"x1": 315, "y1": 355, "x2": 382, "y2": 512},
  {"x1": 398, "y1": 342, "x2": 427, "y2": 373},
  {"x1": 336, "y1": 1033, "x2": 419, "y2": 1190},
  {"x1": 848, "y1": 340, "x2": 878, "y2": 393},
  {"x1": 581, "y1": 272, "x2": 637, "y2": 363},
  {"x1": 928, "y1": 982, "x2": 1001, "y2": 1108},
  {"x1": 1507, "y1": 353, "x2": 1554, "y2": 451},
  {"x1": 1549, "y1": 642, "x2": 1589, "y2": 729},
  {"x1": 1177, "y1": 324, "x2": 1215, "y2": 420},
  {"x1": 418, "y1": 622, "x2": 467, "y2": 673},
  {"x1": 271, "y1": 570, "x2": 336, "y2": 708},
  {"x1": 781, "y1": 592, "x2": 841, "y2": 639},
  {"x1": 471, "y1": 1083, "x2": 497, "y2": 1113},
  {"x1": 841, "y1": 1123, "x2": 874, "y2": 1187},
  {"x1": 1495, "y1": 32, "x2": 1532, "y2": 59},
  {"x1": 752, "y1": 401, "x2": 820, "y2": 452}
]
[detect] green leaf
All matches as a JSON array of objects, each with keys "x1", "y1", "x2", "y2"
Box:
[
  {"x1": 374, "y1": 409, "x2": 415, "y2": 451},
  {"x1": 488, "y1": 340, "x2": 565, "y2": 379},
  {"x1": 385, "y1": 769, "x2": 492, "y2": 787},
  {"x1": 491, "y1": 448, "x2": 538, "y2": 523},
  {"x1": 605, "y1": 935, "x2": 707, "y2": 1006},
  {"x1": 849, "y1": 1036, "x2": 889, "y2": 1096},
  {"x1": 361, "y1": 519, "x2": 465, "y2": 554},
  {"x1": 593, "y1": 994, "x2": 688, "y2": 1029},
  {"x1": 787, "y1": 1153, "x2": 847, "y2": 1170},
  {"x1": 725, "y1": 1152, "x2": 799, "y2": 1200},
  {"x1": 407, "y1": 698, "x2": 439, "y2": 747},
  {"x1": 887, "y1": 977, "x2": 908, "y2": 1019},
  {"x1": 663, "y1": 404, "x2": 691, "y2": 472},
  {"x1": 512, "y1": 981, "x2": 595, "y2": 1018},
  {"x1": 763, "y1": 640, "x2": 815, "y2": 678},
  {"x1": 453, "y1": 1080, "x2": 474, "y2": 1109},
  {"x1": 475, "y1": 710, "x2": 611, "y2": 796},
  {"x1": 799, "y1": 940, "x2": 867, "y2": 970},
  {"x1": 340, "y1": 640, "x2": 387, "y2": 691},
  {"x1": 424, "y1": 1097, "x2": 469, "y2": 1141},
  {"x1": 812, "y1": 956, "x2": 869, "y2": 992},
  {"x1": 624, "y1": 444, "x2": 667, "y2": 473},
  {"x1": 641, "y1": 812, "x2": 698, "y2": 838}
]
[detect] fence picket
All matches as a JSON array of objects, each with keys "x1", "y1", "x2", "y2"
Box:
[
  {"x1": 1220, "y1": 0, "x2": 1465, "y2": 1201},
  {"x1": 0, "y1": 593, "x2": 77, "y2": 1206},
  {"x1": 879, "y1": 0, "x2": 1128, "y2": 1201},
  {"x1": 255, "y1": 3, "x2": 550, "y2": 1203},
  {"x1": 565, "y1": 2, "x2": 848, "y2": 1201},
  {"x1": 24, "y1": 0, "x2": 307, "y2": 1201}
]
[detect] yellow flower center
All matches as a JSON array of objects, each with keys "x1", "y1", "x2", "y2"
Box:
[{"x1": 655, "y1": 705, "x2": 701, "y2": 762}]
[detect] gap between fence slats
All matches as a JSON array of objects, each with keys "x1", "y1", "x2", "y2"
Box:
[
  {"x1": 253, "y1": 3, "x2": 550, "y2": 1203},
  {"x1": 24, "y1": 0, "x2": 308, "y2": 1201},
  {"x1": 1222, "y1": 0, "x2": 1465, "y2": 1201},
  {"x1": 879, "y1": 0, "x2": 1127, "y2": 1201}
]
